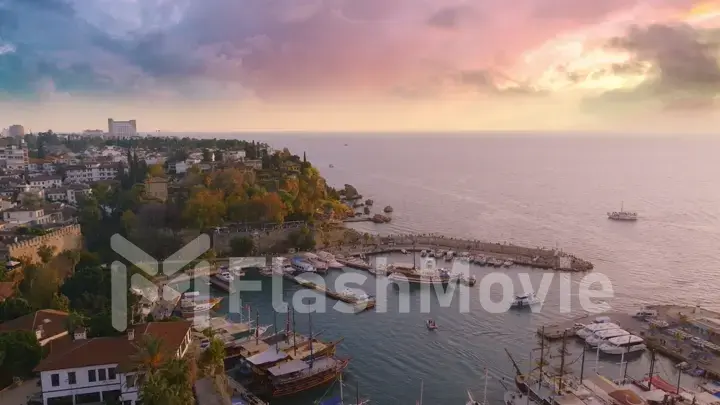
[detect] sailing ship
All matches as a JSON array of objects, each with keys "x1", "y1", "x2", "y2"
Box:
[
  {"x1": 178, "y1": 291, "x2": 222, "y2": 319},
  {"x1": 608, "y1": 201, "x2": 638, "y2": 221},
  {"x1": 242, "y1": 310, "x2": 349, "y2": 398}
]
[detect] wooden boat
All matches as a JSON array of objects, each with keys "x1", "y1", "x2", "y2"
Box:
[{"x1": 267, "y1": 357, "x2": 350, "y2": 397}]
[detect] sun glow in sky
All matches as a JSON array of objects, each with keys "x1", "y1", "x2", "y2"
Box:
[{"x1": 0, "y1": 0, "x2": 719, "y2": 133}]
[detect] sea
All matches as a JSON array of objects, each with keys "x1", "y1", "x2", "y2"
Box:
[{"x1": 203, "y1": 133, "x2": 720, "y2": 405}]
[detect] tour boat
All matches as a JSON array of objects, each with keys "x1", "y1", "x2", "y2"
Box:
[
  {"x1": 210, "y1": 271, "x2": 235, "y2": 292},
  {"x1": 585, "y1": 328, "x2": 630, "y2": 347},
  {"x1": 317, "y1": 251, "x2": 344, "y2": 269},
  {"x1": 400, "y1": 248, "x2": 408, "y2": 254},
  {"x1": 598, "y1": 335, "x2": 646, "y2": 355},
  {"x1": 458, "y1": 273, "x2": 477, "y2": 286},
  {"x1": 575, "y1": 322, "x2": 620, "y2": 339},
  {"x1": 445, "y1": 251, "x2": 454, "y2": 261},
  {"x1": 179, "y1": 291, "x2": 222, "y2": 318},
  {"x1": 510, "y1": 291, "x2": 541, "y2": 308},
  {"x1": 503, "y1": 260, "x2": 513, "y2": 267},
  {"x1": 426, "y1": 319, "x2": 437, "y2": 330},
  {"x1": 291, "y1": 257, "x2": 316, "y2": 273},
  {"x1": 608, "y1": 201, "x2": 638, "y2": 221},
  {"x1": 338, "y1": 288, "x2": 373, "y2": 305}
]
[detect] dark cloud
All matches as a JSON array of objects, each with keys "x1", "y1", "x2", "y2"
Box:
[
  {"x1": 427, "y1": 6, "x2": 475, "y2": 30},
  {"x1": 608, "y1": 24, "x2": 720, "y2": 91}
]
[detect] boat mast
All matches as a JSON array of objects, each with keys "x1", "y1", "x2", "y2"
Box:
[
  {"x1": 291, "y1": 306, "x2": 297, "y2": 356},
  {"x1": 483, "y1": 368, "x2": 488, "y2": 405},
  {"x1": 273, "y1": 310, "x2": 278, "y2": 353},
  {"x1": 356, "y1": 381, "x2": 360, "y2": 405},
  {"x1": 340, "y1": 372, "x2": 344, "y2": 405},
  {"x1": 558, "y1": 330, "x2": 567, "y2": 393},
  {"x1": 538, "y1": 328, "x2": 545, "y2": 392},
  {"x1": 419, "y1": 380, "x2": 424, "y2": 405},
  {"x1": 309, "y1": 312, "x2": 314, "y2": 368},
  {"x1": 648, "y1": 349, "x2": 656, "y2": 390},
  {"x1": 255, "y1": 310, "x2": 259, "y2": 344},
  {"x1": 580, "y1": 341, "x2": 586, "y2": 382}
]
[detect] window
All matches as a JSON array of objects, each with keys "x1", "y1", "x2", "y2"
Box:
[
  {"x1": 88, "y1": 369, "x2": 96, "y2": 382},
  {"x1": 50, "y1": 373, "x2": 60, "y2": 387},
  {"x1": 68, "y1": 372, "x2": 76, "y2": 385},
  {"x1": 98, "y1": 368, "x2": 107, "y2": 381},
  {"x1": 108, "y1": 368, "x2": 116, "y2": 380},
  {"x1": 125, "y1": 374, "x2": 135, "y2": 388}
]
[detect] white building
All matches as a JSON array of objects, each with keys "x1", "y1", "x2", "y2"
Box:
[
  {"x1": 46, "y1": 184, "x2": 92, "y2": 204},
  {"x1": 65, "y1": 163, "x2": 120, "y2": 183},
  {"x1": 0, "y1": 142, "x2": 29, "y2": 170},
  {"x1": 244, "y1": 159, "x2": 262, "y2": 170},
  {"x1": 28, "y1": 160, "x2": 58, "y2": 174},
  {"x1": 168, "y1": 161, "x2": 188, "y2": 174},
  {"x1": 107, "y1": 118, "x2": 137, "y2": 139},
  {"x1": 222, "y1": 150, "x2": 246, "y2": 162},
  {"x1": 28, "y1": 175, "x2": 63, "y2": 189},
  {"x1": 2, "y1": 207, "x2": 53, "y2": 225},
  {"x1": 8, "y1": 124, "x2": 25, "y2": 137},
  {"x1": 34, "y1": 321, "x2": 192, "y2": 405}
]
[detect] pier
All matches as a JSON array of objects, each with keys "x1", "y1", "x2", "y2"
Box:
[
  {"x1": 284, "y1": 274, "x2": 376, "y2": 313},
  {"x1": 331, "y1": 234, "x2": 592, "y2": 272},
  {"x1": 538, "y1": 305, "x2": 720, "y2": 381}
]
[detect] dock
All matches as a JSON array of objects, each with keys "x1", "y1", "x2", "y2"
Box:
[
  {"x1": 538, "y1": 305, "x2": 720, "y2": 381},
  {"x1": 331, "y1": 237, "x2": 592, "y2": 272},
  {"x1": 285, "y1": 275, "x2": 376, "y2": 313}
]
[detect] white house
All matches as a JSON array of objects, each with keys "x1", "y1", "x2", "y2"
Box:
[
  {"x1": 46, "y1": 184, "x2": 92, "y2": 204},
  {"x1": 65, "y1": 163, "x2": 119, "y2": 183},
  {"x1": 28, "y1": 175, "x2": 63, "y2": 189},
  {"x1": 2, "y1": 207, "x2": 53, "y2": 225},
  {"x1": 168, "y1": 161, "x2": 188, "y2": 175},
  {"x1": 34, "y1": 321, "x2": 193, "y2": 405}
]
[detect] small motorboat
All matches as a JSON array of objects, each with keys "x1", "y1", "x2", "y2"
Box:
[{"x1": 426, "y1": 319, "x2": 438, "y2": 330}]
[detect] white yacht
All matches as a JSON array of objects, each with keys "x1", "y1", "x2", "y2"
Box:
[
  {"x1": 445, "y1": 251, "x2": 454, "y2": 262},
  {"x1": 179, "y1": 292, "x2": 222, "y2": 319},
  {"x1": 599, "y1": 335, "x2": 646, "y2": 354},
  {"x1": 503, "y1": 260, "x2": 513, "y2": 267},
  {"x1": 607, "y1": 201, "x2": 638, "y2": 221},
  {"x1": 585, "y1": 328, "x2": 630, "y2": 347},
  {"x1": 576, "y1": 322, "x2": 620, "y2": 339},
  {"x1": 338, "y1": 288, "x2": 373, "y2": 304},
  {"x1": 210, "y1": 270, "x2": 235, "y2": 292},
  {"x1": 387, "y1": 267, "x2": 460, "y2": 285},
  {"x1": 510, "y1": 291, "x2": 541, "y2": 308},
  {"x1": 316, "y1": 251, "x2": 344, "y2": 269}
]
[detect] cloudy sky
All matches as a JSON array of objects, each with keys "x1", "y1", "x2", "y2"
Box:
[{"x1": 1, "y1": 0, "x2": 719, "y2": 132}]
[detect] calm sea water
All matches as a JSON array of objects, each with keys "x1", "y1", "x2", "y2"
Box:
[{"x1": 210, "y1": 134, "x2": 720, "y2": 405}]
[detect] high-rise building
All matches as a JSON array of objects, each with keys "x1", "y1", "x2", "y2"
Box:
[
  {"x1": 8, "y1": 124, "x2": 25, "y2": 137},
  {"x1": 107, "y1": 119, "x2": 137, "y2": 139}
]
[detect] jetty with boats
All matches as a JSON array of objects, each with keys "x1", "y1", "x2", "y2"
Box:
[
  {"x1": 223, "y1": 310, "x2": 350, "y2": 399},
  {"x1": 537, "y1": 305, "x2": 720, "y2": 381},
  {"x1": 329, "y1": 234, "x2": 593, "y2": 272}
]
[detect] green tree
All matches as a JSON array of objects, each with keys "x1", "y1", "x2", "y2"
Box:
[
  {"x1": 61, "y1": 250, "x2": 82, "y2": 274},
  {"x1": 229, "y1": 236, "x2": 254, "y2": 256},
  {"x1": 147, "y1": 164, "x2": 165, "y2": 178},
  {"x1": 37, "y1": 245, "x2": 57, "y2": 264},
  {"x1": 200, "y1": 337, "x2": 225, "y2": 377},
  {"x1": 0, "y1": 297, "x2": 32, "y2": 322},
  {"x1": 0, "y1": 330, "x2": 42, "y2": 388}
]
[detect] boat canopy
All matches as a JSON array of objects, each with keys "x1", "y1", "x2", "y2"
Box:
[
  {"x1": 267, "y1": 359, "x2": 309, "y2": 376},
  {"x1": 583, "y1": 323, "x2": 620, "y2": 332},
  {"x1": 246, "y1": 349, "x2": 289, "y2": 366},
  {"x1": 607, "y1": 335, "x2": 643, "y2": 345},
  {"x1": 592, "y1": 329, "x2": 629, "y2": 339}
]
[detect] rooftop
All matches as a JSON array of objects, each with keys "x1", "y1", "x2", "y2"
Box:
[
  {"x1": 0, "y1": 309, "x2": 69, "y2": 338},
  {"x1": 33, "y1": 320, "x2": 191, "y2": 372}
]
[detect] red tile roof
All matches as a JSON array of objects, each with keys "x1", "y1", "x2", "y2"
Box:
[
  {"x1": 0, "y1": 309, "x2": 68, "y2": 338},
  {"x1": 0, "y1": 282, "x2": 15, "y2": 301},
  {"x1": 34, "y1": 321, "x2": 191, "y2": 372}
]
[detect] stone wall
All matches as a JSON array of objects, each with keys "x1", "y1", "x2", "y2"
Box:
[
  {"x1": 7, "y1": 224, "x2": 83, "y2": 263},
  {"x1": 212, "y1": 228, "x2": 299, "y2": 254}
]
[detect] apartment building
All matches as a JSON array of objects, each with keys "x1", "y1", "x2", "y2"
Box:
[
  {"x1": 0, "y1": 142, "x2": 29, "y2": 170},
  {"x1": 28, "y1": 175, "x2": 63, "y2": 189},
  {"x1": 65, "y1": 164, "x2": 120, "y2": 183}
]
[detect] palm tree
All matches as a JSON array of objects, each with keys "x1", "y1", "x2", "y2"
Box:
[
  {"x1": 202, "y1": 337, "x2": 226, "y2": 377},
  {"x1": 133, "y1": 334, "x2": 164, "y2": 382}
]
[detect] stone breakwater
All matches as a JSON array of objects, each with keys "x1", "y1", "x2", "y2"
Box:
[{"x1": 336, "y1": 233, "x2": 593, "y2": 272}]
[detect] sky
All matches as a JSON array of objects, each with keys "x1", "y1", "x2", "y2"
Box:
[{"x1": 0, "y1": 0, "x2": 719, "y2": 133}]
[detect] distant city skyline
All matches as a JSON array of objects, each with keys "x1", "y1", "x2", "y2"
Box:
[{"x1": 1, "y1": 0, "x2": 719, "y2": 133}]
